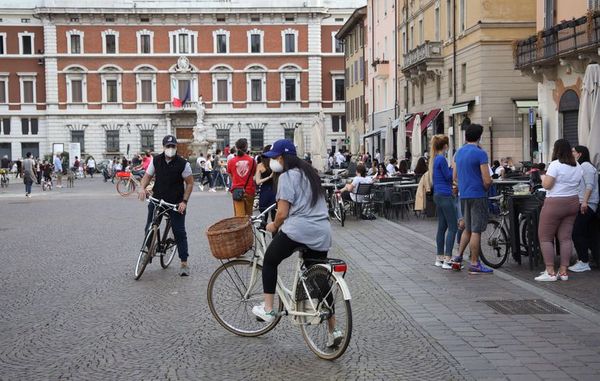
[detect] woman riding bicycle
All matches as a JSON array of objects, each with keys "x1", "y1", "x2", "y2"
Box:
[{"x1": 252, "y1": 139, "x2": 343, "y2": 346}]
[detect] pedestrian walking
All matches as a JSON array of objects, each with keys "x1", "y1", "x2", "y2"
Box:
[
  {"x1": 535, "y1": 139, "x2": 583, "y2": 282},
  {"x1": 22, "y1": 152, "x2": 36, "y2": 197},
  {"x1": 430, "y1": 135, "x2": 457, "y2": 269},
  {"x1": 15, "y1": 158, "x2": 22, "y2": 179},
  {"x1": 227, "y1": 138, "x2": 256, "y2": 217},
  {"x1": 570, "y1": 145, "x2": 600, "y2": 272},
  {"x1": 53, "y1": 153, "x2": 63, "y2": 188},
  {"x1": 204, "y1": 153, "x2": 215, "y2": 192},
  {"x1": 35, "y1": 157, "x2": 42, "y2": 184},
  {"x1": 255, "y1": 145, "x2": 277, "y2": 222},
  {"x1": 452, "y1": 124, "x2": 494, "y2": 274},
  {"x1": 138, "y1": 135, "x2": 194, "y2": 276},
  {"x1": 87, "y1": 156, "x2": 96, "y2": 178}
]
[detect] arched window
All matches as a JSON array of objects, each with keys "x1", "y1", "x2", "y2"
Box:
[
  {"x1": 280, "y1": 65, "x2": 301, "y2": 102},
  {"x1": 134, "y1": 66, "x2": 157, "y2": 105},
  {"x1": 246, "y1": 65, "x2": 266, "y2": 103},
  {"x1": 211, "y1": 65, "x2": 233, "y2": 105},
  {"x1": 65, "y1": 65, "x2": 87, "y2": 104},
  {"x1": 559, "y1": 90, "x2": 579, "y2": 147},
  {"x1": 99, "y1": 65, "x2": 123, "y2": 107}
]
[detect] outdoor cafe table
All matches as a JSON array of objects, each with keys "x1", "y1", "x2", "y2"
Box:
[{"x1": 393, "y1": 183, "x2": 419, "y2": 190}]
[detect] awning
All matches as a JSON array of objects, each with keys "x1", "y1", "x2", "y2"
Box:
[
  {"x1": 362, "y1": 129, "x2": 383, "y2": 139},
  {"x1": 420, "y1": 108, "x2": 442, "y2": 133},
  {"x1": 405, "y1": 112, "x2": 424, "y2": 137},
  {"x1": 514, "y1": 99, "x2": 538, "y2": 114},
  {"x1": 449, "y1": 101, "x2": 473, "y2": 115}
]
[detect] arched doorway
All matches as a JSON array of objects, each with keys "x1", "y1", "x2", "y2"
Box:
[{"x1": 559, "y1": 89, "x2": 579, "y2": 147}]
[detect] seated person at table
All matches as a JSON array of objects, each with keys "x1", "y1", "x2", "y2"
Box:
[
  {"x1": 375, "y1": 163, "x2": 388, "y2": 180},
  {"x1": 367, "y1": 160, "x2": 379, "y2": 176},
  {"x1": 414, "y1": 157, "x2": 428, "y2": 176},
  {"x1": 398, "y1": 160, "x2": 409, "y2": 175},
  {"x1": 340, "y1": 164, "x2": 372, "y2": 202},
  {"x1": 386, "y1": 159, "x2": 398, "y2": 176}
]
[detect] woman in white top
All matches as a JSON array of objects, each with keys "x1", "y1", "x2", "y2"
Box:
[
  {"x1": 535, "y1": 139, "x2": 583, "y2": 282},
  {"x1": 569, "y1": 145, "x2": 600, "y2": 272},
  {"x1": 386, "y1": 158, "x2": 397, "y2": 176}
]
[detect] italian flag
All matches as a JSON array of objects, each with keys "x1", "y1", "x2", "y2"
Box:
[{"x1": 171, "y1": 78, "x2": 190, "y2": 108}]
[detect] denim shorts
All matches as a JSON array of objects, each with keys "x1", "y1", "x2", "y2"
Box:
[{"x1": 460, "y1": 198, "x2": 488, "y2": 233}]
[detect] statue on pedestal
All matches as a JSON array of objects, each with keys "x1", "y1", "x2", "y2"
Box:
[{"x1": 189, "y1": 96, "x2": 214, "y2": 156}]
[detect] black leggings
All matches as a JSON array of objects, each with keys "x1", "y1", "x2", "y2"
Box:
[
  {"x1": 262, "y1": 231, "x2": 327, "y2": 294},
  {"x1": 572, "y1": 208, "x2": 599, "y2": 263}
]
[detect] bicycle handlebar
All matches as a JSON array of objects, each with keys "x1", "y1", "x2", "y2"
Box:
[
  {"x1": 251, "y1": 203, "x2": 277, "y2": 224},
  {"x1": 147, "y1": 196, "x2": 179, "y2": 210}
]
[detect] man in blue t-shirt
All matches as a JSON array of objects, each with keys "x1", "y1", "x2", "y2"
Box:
[{"x1": 452, "y1": 124, "x2": 493, "y2": 274}]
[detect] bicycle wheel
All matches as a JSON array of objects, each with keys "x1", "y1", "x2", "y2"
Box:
[
  {"x1": 519, "y1": 215, "x2": 529, "y2": 252},
  {"x1": 296, "y1": 266, "x2": 352, "y2": 360},
  {"x1": 207, "y1": 259, "x2": 283, "y2": 337},
  {"x1": 116, "y1": 178, "x2": 135, "y2": 196},
  {"x1": 135, "y1": 227, "x2": 156, "y2": 280},
  {"x1": 332, "y1": 197, "x2": 345, "y2": 226},
  {"x1": 480, "y1": 220, "x2": 509, "y2": 269},
  {"x1": 160, "y1": 220, "x2": 177, "y2": 269}
]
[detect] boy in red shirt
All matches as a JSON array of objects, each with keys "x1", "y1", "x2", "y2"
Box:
[{"x1": 227, "y1": 138, "x2": 256, "y2": 216}]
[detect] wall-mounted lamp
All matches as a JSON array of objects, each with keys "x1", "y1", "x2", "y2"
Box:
[
  {"x1": 126, "y1": 122, "x2": 131, "y2": 134},
  {"x1": 238, "y1": 122, "x2": 241, "y2": 132}
]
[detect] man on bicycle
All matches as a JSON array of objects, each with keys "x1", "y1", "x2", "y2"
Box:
[{"x1": 138, "y1": 135, "x2": 194, "y2": 276}]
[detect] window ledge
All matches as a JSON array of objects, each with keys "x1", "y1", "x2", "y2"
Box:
[
  {"x1": 137, "y1": 103, "x2": 157, "y2": 109},
  {"x1": 281, "y1": 101, "x2": 300, "y2": 109},
  {"x1": 213, "y1": 102, "x2": 232, "y2": 110},
  {"x1": 102, "y1": 103, "x2": 122, "y2": 110},
  {"x1": 67, "y1": 103, "x2": 87, "y2": 109},
  {"x1": 247, "y1": 101, "x2": 266, "y2": 109}
]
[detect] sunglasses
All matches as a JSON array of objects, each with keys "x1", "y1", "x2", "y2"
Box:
[{"x1": 165, "y1": 145, "x2": 176, "y2": 148}]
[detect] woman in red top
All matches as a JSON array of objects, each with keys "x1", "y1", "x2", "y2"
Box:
[{"x1": 226, "y1": 138, "x2": 256, "y2": 216}]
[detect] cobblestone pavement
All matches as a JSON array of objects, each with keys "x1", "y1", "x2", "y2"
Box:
[
  {"x1": 0, "y1": 179, "x2": 469, "y2": 380},
  {"x1": 391, "y1": 215, "x2": 600, "y2": 313},
  {"x1": 336, "y1": 215, "x2": 600, "y2": 380}
]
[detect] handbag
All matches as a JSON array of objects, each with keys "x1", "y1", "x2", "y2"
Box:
[{"x1": 232, "y1": 160, "x2": 254, "y2": 201}]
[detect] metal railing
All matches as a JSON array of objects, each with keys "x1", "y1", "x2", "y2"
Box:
[
  {"x1": 515, "y1": 13, "x2": 600, "y2": 69},
  {"x1": 403, "y1": 41, "x2": 442, "y2": 69}
]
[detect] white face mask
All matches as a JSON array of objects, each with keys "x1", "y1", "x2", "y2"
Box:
[
  {"x1": 269, "y1": 158, "x2": 284, "y2": 173},
  {"x1": 164, "y1": 148, "x2": 176, "y2": 158}
]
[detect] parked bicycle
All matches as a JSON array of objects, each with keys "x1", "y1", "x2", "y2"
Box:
[
  {"x1": 207, "y1": 204, "x2": 353, "y2": 360},
  {"x1": 134, "y1": 196, "x2": 178, "y2": 280},
  {"x1": 323, "y1": 176, "x2": 346, "y2": 227},
  {"x1": 116, "y1": 170, "x2": 153, "y2": 197}
]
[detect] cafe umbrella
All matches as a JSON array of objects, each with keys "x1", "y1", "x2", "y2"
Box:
[
  {"x1": 578, "y1": 63, "x2": 600, "y2": 168},
  {"x1": 384, "y1": 118, "x2": 394, "y2": 162},
  {"x1": 294, "y1": 125, "x2": 305, "y2": 158},
  {"x1": 310, "y1": 115, "x2": 327, "y2": 172},
  {"x1": 396, "y1": 111, "x2": 406, "y2": 160},
  {"x1": 411, "y1": 114, "x2": 422, "y2": 170}
]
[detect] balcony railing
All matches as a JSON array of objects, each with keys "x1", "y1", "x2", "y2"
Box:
[
  {"x1": 514, "y1": 13, "x2": 600, "y2": 69},
  {"x1": 372, "y1": 59, "x2": 389, "y2": 79},
  {"x1": 403, "y1": 41, "x2": 442, "y2": 70}
]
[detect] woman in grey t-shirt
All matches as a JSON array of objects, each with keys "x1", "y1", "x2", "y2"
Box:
[{"x1": 251, "y1": 140, "x2": 342, "y2": 347}]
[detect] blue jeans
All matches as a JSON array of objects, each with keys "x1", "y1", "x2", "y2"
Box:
[
  {"x1": 434, "y1": 193, "x2": 458, "y2": 256},
  {"x1": 24, "y1": 178, "x2": 32, "y2": 194},
  {"x1": 146, "y1": 203, "x2": 189, "y2": 262}
]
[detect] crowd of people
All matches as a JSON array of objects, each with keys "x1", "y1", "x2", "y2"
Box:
[{"x1": 424, "y1": 124, "x2": 599, "y2": 279}]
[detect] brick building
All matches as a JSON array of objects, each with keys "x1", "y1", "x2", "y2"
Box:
[{"x1": 0, "y1": 0, "x2": 365, "y2": 160}]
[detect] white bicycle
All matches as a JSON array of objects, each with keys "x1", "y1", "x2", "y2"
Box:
[{"x1": 207, "y1": 204, "x2": 353, "y2": 360}]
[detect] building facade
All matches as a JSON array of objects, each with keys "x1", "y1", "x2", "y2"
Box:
[
  {"x1": 365, "y1": 0, "x2": 399, "y2": 157},
  {"x1": 336, "y1": 6, "x2": 366, "y2": 155},
  {"x1": 0, "y1": 0, "x2": 366, "y2": 160},
  {"x1": 396, "y1": 0, "x2": 538, "y2": 162},
  {"x1": 515, "y1": 0, "x2": 600, "y2": 163}
]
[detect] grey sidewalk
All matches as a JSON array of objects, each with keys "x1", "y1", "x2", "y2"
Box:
[{"x1": 332, "y1": 218, "x2": 600, "y2": 381}]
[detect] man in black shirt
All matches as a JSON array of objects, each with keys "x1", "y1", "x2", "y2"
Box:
[{"x1": 138, "y1": 135, "x2": 194, "y2": 276}]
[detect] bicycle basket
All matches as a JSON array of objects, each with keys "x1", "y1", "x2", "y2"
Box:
[
  {"x1": 116, "y1": 171, "x2": 131, "y2": 178},
  {"x1": 206, "y1": 217, "x2": 253, "y2": 259}
]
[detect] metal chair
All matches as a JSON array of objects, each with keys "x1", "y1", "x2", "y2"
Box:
[
  {"x1": 371, "y1": 188, "x2": 386, "y2": 217},
  {"x1": 350, "y1": 183, "x2": 373, "y2": 219}
]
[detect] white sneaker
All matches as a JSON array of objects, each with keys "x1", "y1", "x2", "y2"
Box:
[
  {"x1": 557, "y1": 272, "x2": 569, "y2": 281},
  {"x1": 327, "y1": 328, "x2": 344, "y2": 348},
  {"x1": 434, "y1": 259, "x2": 443, "y2": 267},
  {"x1": 534, "y1": 271, "x2": 557, "y2": 282},
  {"x1": 442, "y1": 261, "x2": 453, "y2": 270},
  {"x1": 209, "y1": 188, "x2": 216, "y2": 192},
  {"x1": 252, "y1": 304, "x2": 276, "y2": 323},
  {"x1": 198, "y1": 184, "x2": 204, "y2": 191},
  {"x1": 568, "y1": 260, "x2": 591, "y2": 273}
]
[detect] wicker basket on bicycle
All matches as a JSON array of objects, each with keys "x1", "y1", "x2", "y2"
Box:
[{"x1": 206, "y1": 217, "x2": 253, "y2": 259}]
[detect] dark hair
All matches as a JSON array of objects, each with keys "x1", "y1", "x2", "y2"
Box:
[
  {"x1": 389, "y1": 158, "x2": 397, "y2": 165},
  {"x1": 493, "y1": 160, "x2": 500, "y2": 168},
  {"x1": 551, "y1": 139, "x2": 576, "y2": 166},
  {"x1": 574, "y1": 145, "x2": 591, "y2": 165},
  {"x1": 281, "y1": 154, "x2": 324, "y2": 207},
  {"x1": 398, "y1": 160, "x2": 408, "y2": 174},
  {"x1": 465, "y1": 124, "x2": 483, "y2": 142},
  {"x1": 373, "y1": 159, "x2": 379, "y2": 167},
  {"x1": 235, "y1": 139, "x2": 247, "y2": 156},
  {"x1": 356, "y1": 163, "x2": 366, "y2": 177},
  {"x1": 414, "y1": 157, "x2": 428, "y2": 175},
  {"x1": 26, "y1": 152, "x2": 32, "y2": 158},
  {"x1": 378, "y1": 163, "x2": 387, "y2": 176}
]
